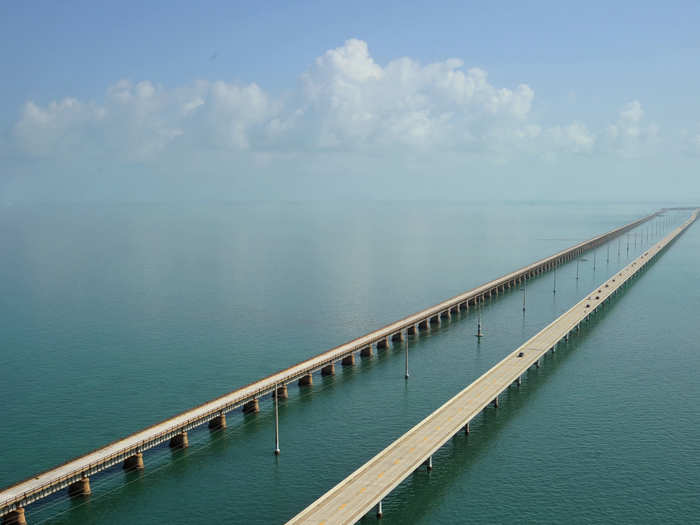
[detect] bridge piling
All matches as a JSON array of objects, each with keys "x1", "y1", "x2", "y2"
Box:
[
  {"x1": 298, "y1": 374, "x2": 313, "y2": 386},
  {"x1": 208, "y1": 414, "x2": 226, "y2": 430},
  {"x1": 68, "y1": 476, "x2": 91, "y2": 498},
  {"x1": 376, "y1": 337, "x2": 389, "y2": 349},
  {"x1": 321, "y1": 363, "x2": 335, "y2": 376},
  {"x1": 243, "y1": 399, "x2": 260, "y2": 414},
  {"x1": 343, "y1": 353, "x2": 357, "y2": 365},
  {"x1": 274, "y1": 384, "x2": 288, "y2": 399},
  {"x1": 1, "y1": 508, "x2": 25, "y2": 525},
  {"x1": 123, "y1": 452, "x2": 144, "y2": 471},
  {"x1": 169, "y1": 431, "x2": 189, "y2": 449}
]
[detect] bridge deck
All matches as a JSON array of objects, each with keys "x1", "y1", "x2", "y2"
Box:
[
  {"x1": 0, "y1": 210, "x2": 662, "y2": 516},
  {"x1": 287, "y1": 210, "x2": 697, "y2": 525}
]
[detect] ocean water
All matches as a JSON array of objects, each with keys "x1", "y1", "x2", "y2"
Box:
[{"x1": 1, "y1": 202, "x2": 697, "y2": 524}]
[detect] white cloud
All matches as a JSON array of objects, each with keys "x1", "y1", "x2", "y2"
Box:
[
  {"x1": 297, "y1": 39, "x2": 535, "y2": 150},
  {"x1": 546, "y1": 122, "x2": 596, "y2": 153},
  {"x1": 11, "y1": 39, "x2": 663, "y2": 165},
  {"x1": 603, "y1": 100, "x2": 659, "y2": 157}
]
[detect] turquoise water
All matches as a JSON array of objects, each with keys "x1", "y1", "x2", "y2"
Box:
[{"x1": 1, "y1": 202, "x2": 697, "y2": 524}]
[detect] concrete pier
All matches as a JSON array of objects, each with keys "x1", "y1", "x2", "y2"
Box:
[
  {"x1": 429, "y1": 315, "x2": 440, "y2": 325},
  {"x1": 123, "y1": 453, "x2": 144, "y2": 471},
  {"x1": 208, "y1": 414, "x2": 226, "y2": 430},
  {"x1": 342, "y1": 354, "x2": 356, "y2": 365},
  {"x1": 169, "y1": 432, "x2": 189, "y2": 449},
  {"x1": 391, "y1": 331, "x2": 403, "y2": 342},
  {"x1": 407, "y1": 325, "x2": 417, "y2": 336},
  {"x1": 376, "y1": 337, "x2": 389, "y2": 349},
  {"x1": 298, "y1": 374, "x2": 313, "y2": 386},
  {"x1": 1, "y1": 508, "x2": 25, "y2": 525},
  {"x1": 274, "y1": 385, "x2": 288, "y2": 399},
  {"x1": 321, "y1": 363, "x2": 335, "y2": 376},
  {"x1": 242, "y1": 399, "x2": 260, "y2": 413},
  {"x1": 418, "y1": 319, "x2": 429, "y2": 331},
  {"x1": 67, "y1": 477, "x2": 91, "y2": 498},
  {"x1": 360, "y1": 346, "x2": 372, "y2": 357}
]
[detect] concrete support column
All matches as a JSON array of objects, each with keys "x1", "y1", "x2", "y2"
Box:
[
  {"x1": 360, "y1": 346, "x2": 372, "y2": 357},
  {"x1": 493, "y1": 396, "x2": 499, "y2": 408},
  {"x1": 377, "y1": 500, "x2": 383, "y2": 519},
  {"x1": 440, "y1": 310, "x2": 450, "y2": 320},
  {"x1": 298, "y1": 373, "x2": 313, "y2": 386},
  {"x1": 123, "y1": 452, "x2": 144, "y2": 471},
  {"x1": 391, "y1": 331, "x2": 404, "y2": 342},
  {"x1": 342, "y1": 354, "x2": 356, "y2": 366},
  {"x1": 2, "y1": 508, "x2": 26, "y2": 525},
  {"x1": 243, "y1": 399, "x2": 260, "y2": 413},
  {"x1": 535, "y1": 359, "x2": 541, "y2": 368},
  {"x1": 429, "y1": 315, "x2": 440, "y2": 325},
  {"x1": 209, "y1": 414, "x2": 227, "y2": 430},
  {"x1": 427, "y1": 455, "x2": 433, "y2": 471},
  {"x1": 68, "y1": 476, "x2": 91, "y2": 497},
  {"x1": 517, "y1": 376, "x2": 522, "y2": 386},
  {"x1": 464, "y1": 422, "x2": 470, "y2": 434},
  {"x1": 376, "y1": 337, "x2": 389, "y2": 349},
  {"x1": 169, "y1": 431, "x2": 189, "y2": 449},
  {"x1": 274, "y1": 385, "x2": 288, "y2": 399},
  {"x1": 407, "y1": 325, "x2": 417, "y2": 336},
  {"x1": 418, "y1": 319, "x2": 430, "y2": 331},
  {"x1": 321, "y1": 363, "x2": 335, "y2": 376}
]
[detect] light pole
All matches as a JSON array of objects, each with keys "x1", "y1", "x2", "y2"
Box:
[
  {"x1": 476, "y1": 303, "x2": 484, "y2": 338},
  {"x1": 404, "y1": 338, "x2": 409, "y2": 379},
  {"x1": 274, "y1": 384, "x2": 280, "y2": 455}
]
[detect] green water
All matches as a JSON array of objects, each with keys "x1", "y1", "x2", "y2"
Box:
[{"x1": 1, "y1": 202, "x2": 697, "y2": 524}]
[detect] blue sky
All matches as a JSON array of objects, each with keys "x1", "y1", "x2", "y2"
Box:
[{"x1": 1, "y1": 1, "x2": 699, "y2": 202}]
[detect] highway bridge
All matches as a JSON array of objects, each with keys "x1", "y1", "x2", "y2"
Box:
[
  {"x1": 0, "y1": 209, "x2": 670, "y2": 524},
  {"x1": 287, "y1": 210, "x2": 697, "y2": 524}
]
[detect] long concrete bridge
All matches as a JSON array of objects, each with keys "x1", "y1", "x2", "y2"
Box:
[
  {"x1": 0, "y1": 210, "x2": 668, "y2": 523},
  {"x1": 287, "y1": 209, "x2": 698, "y2": 524}
]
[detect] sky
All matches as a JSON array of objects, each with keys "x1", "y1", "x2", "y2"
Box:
[{"x1": 1, "y1": 0, "x2": 699, "y2": 203}]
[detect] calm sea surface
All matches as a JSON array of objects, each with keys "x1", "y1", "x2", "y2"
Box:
[{"x1": 1, "y1": 202, "x2": 698, "y2": 524}]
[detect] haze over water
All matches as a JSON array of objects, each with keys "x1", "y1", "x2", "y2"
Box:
[{"x1": 2, "y1": 202, "x2": 698, "y2": 524}]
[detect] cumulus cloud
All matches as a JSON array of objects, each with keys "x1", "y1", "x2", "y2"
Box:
[
  {"x1": 297, "y1": 39, "x2": 534, "y2": 150},
  {"x1": 546, "y1": 122, "x2": 596, "y2": 153},
  {"x1": 10, "y1": 39, "x2": 659, "y2": 165},
  {"x1": 603, "y1": 100, "x2": 659, "y2": 156}
]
